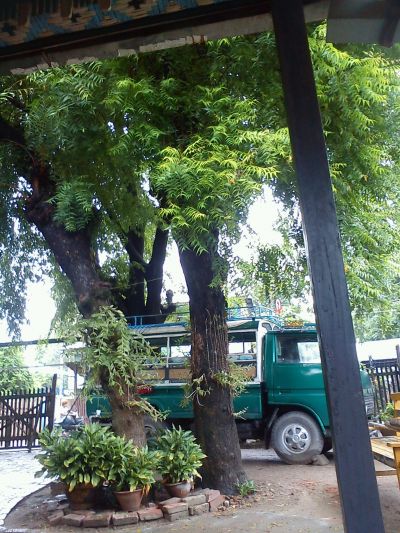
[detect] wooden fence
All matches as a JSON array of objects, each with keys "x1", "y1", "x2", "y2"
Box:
[
  {"x1": 0, "y1": 374, "x2": 57, "y2": 450},
  {"x1": 362, "y1": 357, "x2": 400, "y2": 413}
]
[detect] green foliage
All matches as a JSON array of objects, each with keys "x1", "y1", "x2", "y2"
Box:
[
  {"x1": 231, "y1": 26, "x2": 400, "y2": 340},
  {"x1": 232, "y1": 237, "x2": 308, "y2": 306},
  {"x1": 235, "y1": 479, "x2": 256, "y2": 497},
  {"x1": 36, "y1": 424, "x2": 119, "y2": 491},
  {"x1": 379, "y1": 402, "x2": 394, "y2": 422},
  {"x1": 108, "y1": 441, "x2": 159, "y2": 493},
  {"x1": 153, "y1": 100, "x2": 279, "y2": 255},
  {"x1": 213, "y1": 362, "x2": 249, "y2": 397},
  {"x1": 0, "y1": 24, "x2": 399, "y2": 344},
  {"x1": 36, "y1": 423, "x2": 159, "y2": 493},
  {"x1": 51, "y1": 179, "x2": 94, "y2": 232},
  {"x1": 156, "y1": 426, "x2": 206, "y2": 484},
  {"x1": 0, "y1": 347, "x2": 33, "y2": 391},
  {"x1": 62, "y1": 306, "x2": 160, "y2": 413},
  {"x1": 181, "y1": 374, "x2": 210, "y2": 408}
]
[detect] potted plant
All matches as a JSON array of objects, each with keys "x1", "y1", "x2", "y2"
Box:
[
  {"x1": 36, "y1": 424, "x2": 118, "y2": 510},
  {"x1": 108, "y1": 438, "x2": 159, "y2": 511},
  {"x1": 156, "y1": 426, "x2": 206, "y2": 498}
]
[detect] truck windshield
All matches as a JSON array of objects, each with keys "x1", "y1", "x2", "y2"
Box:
[{"x1": 277, "y1": 335, "x2": 321, "y2": 364}]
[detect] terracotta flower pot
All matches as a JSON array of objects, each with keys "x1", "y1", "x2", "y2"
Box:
[
  {"x1": 66, "y1": 483, "x2": 98, "y2": 510},
  {"x1": 165, "y1": 481, "x2": 191, "y2": 498},
  {"x1": 114, "y1": 488, "x2": 143, "y2": 511}
]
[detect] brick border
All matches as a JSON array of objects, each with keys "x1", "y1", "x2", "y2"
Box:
[{"x1": 43, "y1": 489, "x2": 230, "y2": 528}]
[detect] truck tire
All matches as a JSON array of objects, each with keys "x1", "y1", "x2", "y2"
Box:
[{"x1": 271, "y1": 411, "x2": 324, "y2": 465}]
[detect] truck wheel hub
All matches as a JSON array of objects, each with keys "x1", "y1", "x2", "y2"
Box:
[{"x1": 282, "y1": 423, "x2": 310, "y2": 453}]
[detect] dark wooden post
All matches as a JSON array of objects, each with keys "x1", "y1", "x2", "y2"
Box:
[
  {"x1": 271, "y1": 2, "x2": 384, "y2": 532},
  {"x1": 47, "y1": 374, "x2": 57, "y2": 431}
]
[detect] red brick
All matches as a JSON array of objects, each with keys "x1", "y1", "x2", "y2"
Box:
[
  {"x1": 58, "y1": 503, "x2": 70, "y2": 513},
  {"x1": 165, "y1": 509, "x2": 189, "y2": 522},
  {"x1": 209, "y1": 495, "x2": 226, "y2": 512},
  {"x1": 158, "y1": 496, "x2": 181, "y2": 508},
  {"x1": 162, "y1": 502, "x2": 188, "y2": 515},
  {"x1": 77, "y1": 509, "x2": 96, "y2": 516},
  {"x1": 182, "y1": 494, "x2": 206, "y2": 506},
  {"x1": 188, "y1": 502, "x2": 209, "y2": 516},
  {"x1": 137, "y1": 508, "x2": 163, "y2": 521},
  {"x1": 192, "y1": 488, "x2": 210, "y2": 496},
  {"x1": 207, "y1": 489, "x2": 221, "y2": 502},
  {"x1": 112, "y1": 511, "x2": 139, "y2": 526},
  {"x1": 82, "y1": 512, "x2": 112, "y2": 528},
  {"x1": 62, "y1": 513, "x2": 85, "y2": 526},
  {"x1": 47, "y1": 510, "x2": 64, "y2": 526}
]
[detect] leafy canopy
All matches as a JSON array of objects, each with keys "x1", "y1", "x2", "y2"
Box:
[
  {"x1": 0, "y1": 25, "x2": 399, "y2": 341},
  {"x1": 0, "y1": 346, "x2": 33, "y2": 391},
  {"x1": 230, "y1": 25, "x2": 400, "y2": 339}
]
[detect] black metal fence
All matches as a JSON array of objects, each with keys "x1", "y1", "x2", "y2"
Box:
[
  {"x1": 0, "y1": 374, "x2": 56, "y2": 450},
  {"x1": 362, "y1": 357, "x2": 400, "y2": 413}
]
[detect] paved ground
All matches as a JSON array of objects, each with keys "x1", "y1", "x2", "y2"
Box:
[
  {"x1": 2, "y1": 447, "x2": 400, "y2": 533},
  {"x1": 0, "y1": 449, "x2": 48, "y2": 526}
]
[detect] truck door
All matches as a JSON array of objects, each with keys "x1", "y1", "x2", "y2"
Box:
[{"x1": 270, "y1": 332, "x2": 329, "y2": 428}]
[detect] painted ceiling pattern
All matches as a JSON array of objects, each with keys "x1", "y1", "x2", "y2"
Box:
[{"x1": 0, "y1": 0, "x2": 229, "y2": 48}]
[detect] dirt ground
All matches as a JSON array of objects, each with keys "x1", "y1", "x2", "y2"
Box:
[{"x1": 4, "y1": 448, "x2": 400, "y2": 533}]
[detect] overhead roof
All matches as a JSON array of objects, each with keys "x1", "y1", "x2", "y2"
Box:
[
  {"x1": 327, "y1": 0, "x2": 400, "y2": 46},
  {"x1": 0, "y1": 0, "x2": 328, "y2": 73}
]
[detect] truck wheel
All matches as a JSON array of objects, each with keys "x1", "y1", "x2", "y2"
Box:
[{"x1": 271, "y1": 411, "x2": 323, "y2": 465}]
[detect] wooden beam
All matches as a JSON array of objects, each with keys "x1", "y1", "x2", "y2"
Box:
[
  {"x1": 271, "y1": 1, "x2": 385, "y2": 532},
  {"x1": 0, "y1": 0, "x2": 328, "y2": 73}
]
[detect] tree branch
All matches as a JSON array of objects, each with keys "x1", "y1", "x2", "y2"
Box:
[
  {"x1": 146, "y1": 226, "x2": 169, "y2": 276},
  {"x1": 125, "y1": 230, "x2": 147, "y2": 269},
  {"x1": 145, "y1": 226, "x2": 171, "y2": 318}
]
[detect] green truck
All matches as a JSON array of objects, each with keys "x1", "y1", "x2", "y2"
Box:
[{"x1": 87, "y1": 308, "x2": 374, "y2": 464}]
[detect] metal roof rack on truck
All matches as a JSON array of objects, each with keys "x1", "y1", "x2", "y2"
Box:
[{"x1": 126, "y1": 305, "x2": 284, "y2": 330}]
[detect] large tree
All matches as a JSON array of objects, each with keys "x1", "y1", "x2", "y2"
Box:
[
  {"x1": 0, "y1": 62, "x2": 177, "y2": 444},
  {"x1": 0, "y1": 23, "x2": 399, "y2": 491},
  {"x1": 0, "y1": 43, "x2": 278, "y2": 491}
]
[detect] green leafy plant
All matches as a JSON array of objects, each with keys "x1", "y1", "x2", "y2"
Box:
[
  {"x1": 380, "y1": 402, "x2": 394, "y2": 422},
  {"x1": 235, "y1": 479, "x2": 256, "y2": 497},
  {"x1": 213, "y1": 362, "x2": 249, "y2": 397},
  {"x1": 156, "y1": 426, "x2": 206, "y2": 484},
  {"x1": 63, "y1": 306, "x2": 164, "y2": 419},
  {"x1": 181, "y1": 374, "x2": 210, "y2": 407},
  {"x1": 36, "y1": 424, "x2": 119, "y2": 491},
  {"x1": 108, "y1": 439, "x2": 159, "y2": 493}
]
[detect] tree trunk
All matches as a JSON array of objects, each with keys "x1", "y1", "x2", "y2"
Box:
[
  {"x1": 179, "y1": 247, "x2": 246, "y2": 494},
  {"x1": 23, "y1": 162, "x2": 146, "y2": 443},
  {"x1": 24, "y1": 160, "x2": 113, "y2": 317},
  {"x1": 105, "y1": 382, "x2": 146, "y2": 445}
]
